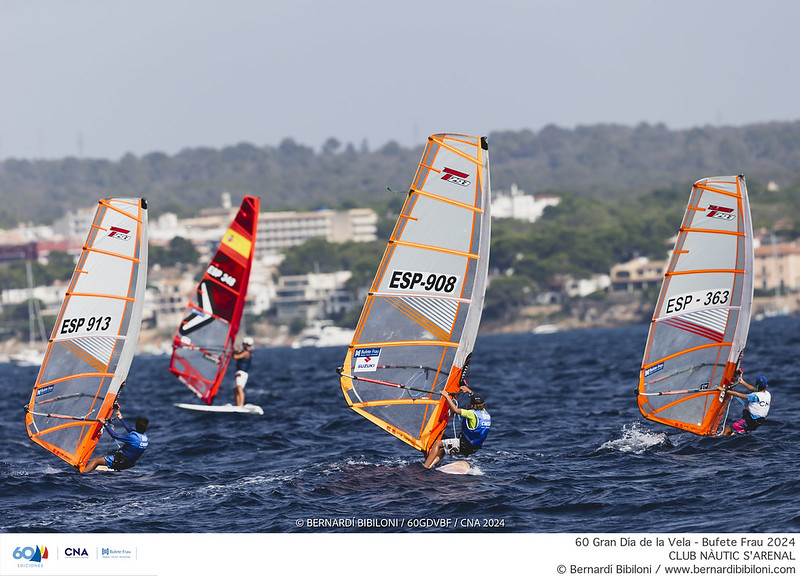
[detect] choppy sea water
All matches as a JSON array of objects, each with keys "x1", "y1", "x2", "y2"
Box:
[{"x1": 1, "y1": 316, "x2": 798, "y2": 534}]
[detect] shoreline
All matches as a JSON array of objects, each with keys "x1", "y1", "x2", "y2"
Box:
[{"x1": 2, "y1": 295, "x2": 797, "y2": 360}]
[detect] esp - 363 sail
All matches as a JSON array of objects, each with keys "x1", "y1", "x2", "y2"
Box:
[{"x1": 638, "y1": 176, "x2": 753, "y2": 435}]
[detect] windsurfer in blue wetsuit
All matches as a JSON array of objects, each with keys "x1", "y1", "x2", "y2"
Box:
[
  {"x1": 232, "y1": 337, "x2": 253, "y2": 406},
  {"x1": 720, "y1": 375, "x2": 771, "y2": 436},
  {"x1": 83, "y1": 407, "x2": 149, "y2": 472},
  {"x1": 423, "y1": 385, "x2": 491, "y2": 469}
]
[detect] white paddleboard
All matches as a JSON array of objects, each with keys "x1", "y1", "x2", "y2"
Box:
[
  {"x1": 436, "y1": 460, "x2": 471, "y2": 475},
  {"x1": 174, "y1": 402, "x2": 264, "y2": 415}
]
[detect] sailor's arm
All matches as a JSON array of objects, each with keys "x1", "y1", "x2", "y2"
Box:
[{"x1": 440, "y1": 391, "x2": 463, "y2": 415}]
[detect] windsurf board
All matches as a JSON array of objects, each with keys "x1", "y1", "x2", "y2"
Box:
[
  {"x1": 174, "y1": 403, "x2": 264, "y2": 415},
  {"x1": 436, "y1": 460, "x2": 471, "y2": 475}
]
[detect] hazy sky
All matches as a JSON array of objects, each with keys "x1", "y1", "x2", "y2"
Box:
[{"x1": 1, "y1": 0, "x2": 798, "y2": 161}]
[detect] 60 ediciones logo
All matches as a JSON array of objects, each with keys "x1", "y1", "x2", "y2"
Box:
[{"x1": 13, "y1": 545, "x2": 48, "y2": 563}]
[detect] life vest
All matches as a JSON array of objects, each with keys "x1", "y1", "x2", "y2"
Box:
[
  {"x1": 747, "y1": 390, "x2": 770, "y2": 419},
  {"x1": 236, "y1": 353, "x2": 251, "y2": 372},
  {"x1": 119, "y1": 431, "x2": 149, "y2": 463},
  {"x1": 461, "y1": 409, "x2": 491, "y2": 448}
]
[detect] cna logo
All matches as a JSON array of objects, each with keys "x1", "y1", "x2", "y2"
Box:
[
  {"x1": 441, "y1": 167, "x2": 471, "y2": 187},
  {"x1": 108, "y1": 225, "x2": 132, "y2": 240},
  {"x1": 706, "y1": 204, "x2": 735, "y2": 220},
  {"x1": 64, "y1": 547, "x2": 90, "y2": 559},
  {"x1": 13, "y1": 545, "x2": 48, "y2": 563}
]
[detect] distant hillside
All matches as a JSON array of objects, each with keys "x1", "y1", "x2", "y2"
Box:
[{"x1": 2, "y1": 121, "x2": 800, "y2": 226}]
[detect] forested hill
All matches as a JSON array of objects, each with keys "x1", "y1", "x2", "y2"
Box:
[{"x1": 2, "y1": 121, "x2": 800, "y2": 226}]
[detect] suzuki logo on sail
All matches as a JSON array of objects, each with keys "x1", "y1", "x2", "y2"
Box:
[
  {"x1": 441, "y1": 167, "x2": 471, "y2": 187},
  {"x1": 354, "y1": 348, "x2": 381, "y2": 372},
  {"x1": 706, "y1": 205, "x2": 735, "y2": 221}
]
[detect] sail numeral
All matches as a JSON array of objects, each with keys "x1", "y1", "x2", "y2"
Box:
[
  {"x1": 207, "y1": 264, "x2": 237, "y2": 288},
  {"x1": 665, "y1": 290, "x2": 730, "y2": 314},
  {"x1": 388, "y1": 270, "x2": 458, "y2": 293},
  {"x1": 703, "y1": 290, "x2": 729, "y2": 306},
  {"x1": 60, "y1": 316, "x2": 112, "y2": 334},
  {"x1": 666, "y1": 294, "x2": 694, "y2": 314}
]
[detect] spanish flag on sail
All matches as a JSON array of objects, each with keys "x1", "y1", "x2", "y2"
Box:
[{"x1": 222, "y1": 227, "x2": 252, "y2": 259}]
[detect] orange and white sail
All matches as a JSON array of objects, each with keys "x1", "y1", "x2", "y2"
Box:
[
  {"x1": 638, "y1": 175, "x2": 753, "y2": 435},
  {"x1": 339, "y1": 134, "x2": 491, "y2": 453},
  {"x1": 25, "y1": 198, "x2": 149, "y2": 470},
  {"x1": 169, "y1": 196, "x2": 259, "y2": 403}
]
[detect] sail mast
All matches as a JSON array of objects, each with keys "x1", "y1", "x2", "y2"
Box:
[
  {"x1": 638, "y1": 175, "x2": 753, "y2": 435},
  {"x1": 339, "y1": 134, "x2": 491, "y2": 453},
  {"x1": 169, "y1": 196, "x2": 260, "y2": 404},
  {"x1": 25, "y1": 198, "x2": 149, "y2": 470}
]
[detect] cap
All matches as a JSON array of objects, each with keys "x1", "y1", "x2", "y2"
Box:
[
  {"x1": 469, "y1": 394, "x2": 484, "y2": 406},
  {"x1": 242, "y1": 337, "x2": 254, "y2": 346},
  {"x1": 755, "y1": 375, "x2": 768, "y2": 390}
]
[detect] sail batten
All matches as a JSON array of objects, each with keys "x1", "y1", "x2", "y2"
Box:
[
  {"x1": 638, "y1": 175, "x2": 753, "y2": 436},
  {"x1": 25, "y1": 197, "x2": 149, "y2": 471},
  {"x1": 169, "y1": 196, "x2": 259, "y2": 404},
  {"x1": 340, "y1": 134, "x2": 490, "y2": 453}
]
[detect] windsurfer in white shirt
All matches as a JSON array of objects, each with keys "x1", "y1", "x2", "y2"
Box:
[
  {"x1": 720, "y1": 375, "x2": 771, "y2": 435},
  {"x1": 232, "y1": 337, "x2": 253, "y2": 406}
]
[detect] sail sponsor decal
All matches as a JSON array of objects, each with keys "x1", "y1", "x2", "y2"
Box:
[
  {"x1": 644, "y1": 362, "x2": 664, "y2": 377},
  {"x1": 388, "y1": 270, "x2": 459, "y2": 294},
  {"x1": 441, "y1": 167, "x2": 471, "y2": 187},
  {"x1": 36, "y1": 384, "x2": 55, "y2": 396},
  {"x1": 354, "y1": 348, "x2": 381, "y2": 372},
  {"x1": 107, "y1": 226, "x2": 132, "y2": 241},
  {"x1": 706, "y1": 204, "x2": 735, "y2": 221}
]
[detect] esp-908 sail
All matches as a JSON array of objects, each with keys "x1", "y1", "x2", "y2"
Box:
[
  {"x1": 638, "y1": 175, "x2": 753, "y2": 435},
  {"x1": 25, "y1": 198, "x2": 149, "y2": 471},
  {"x1": 169, "y1": 196, "x2": 259, "y2": 404},
  {"x1": 339, "y1": 134, "x2": 490, "y2": 454}
]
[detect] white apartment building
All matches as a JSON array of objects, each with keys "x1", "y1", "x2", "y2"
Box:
[
  {"x1": 273, "y1": 271, "x2": 354, "y2": 321},
  {"x1": 257, "y1": 208, "x2": 377, "y2": 255},
  {"x1": 492, "y1": 184, "x2": 561, "y2": 222}
]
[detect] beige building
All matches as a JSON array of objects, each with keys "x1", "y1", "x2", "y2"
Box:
[
  {"x1": 610, "y1": 257, "x2": 666, "y2": 293},
  {"x1": 754, "y1": 242, "x2": 800, "y2": 292}
]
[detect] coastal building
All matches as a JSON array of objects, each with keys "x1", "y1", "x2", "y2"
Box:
[
  {"x1": 754, "y1": 241, "x2": 800, "y2": 292},
  {"x1": 609, "y1": 257, "x2": 666, "y2": 293},
  {"x1": 256, "y1": 208, "x2": 377, "y2": 255},
  {"x1": 492, "y1": 184, "x2": 560, "y2": 222},
  {"x1": 564, "y1": 275, "x2": 611, "y2": 298},
  {"x1": 273, "y1": 271, "x2": 355, "y2": 321}
]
